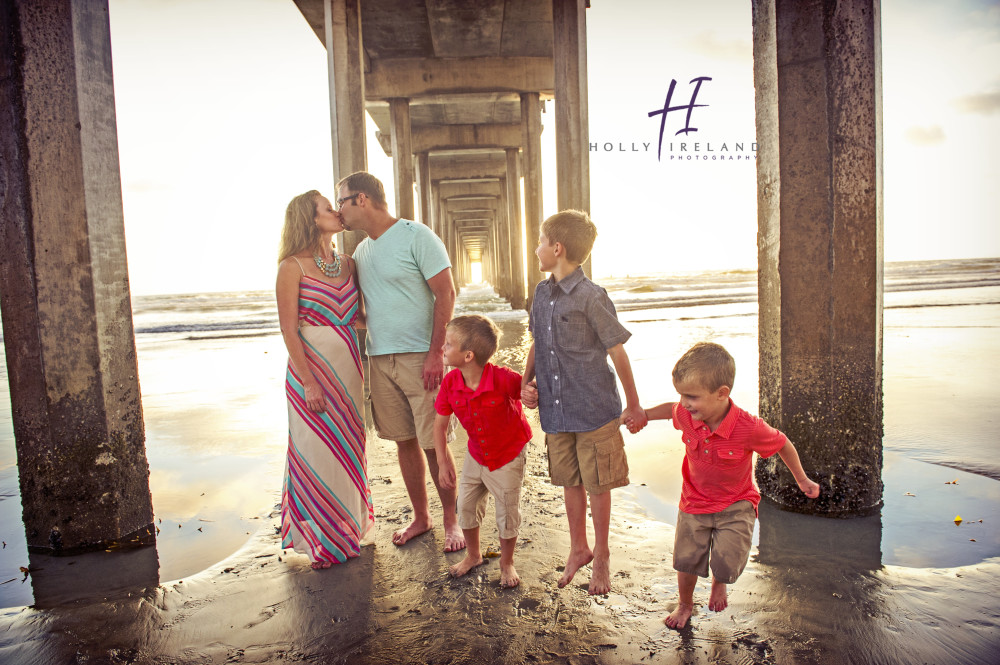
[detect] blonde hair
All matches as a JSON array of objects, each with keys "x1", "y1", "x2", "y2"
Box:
[
  {"x1": 541, "y1": 210, "x2": 597, "y2": 265},
  {"x1": 278, "y1": 190, "x2": 326, "y2": 263},
  {"x1": 447, "y1": 315, "x2": 501, "y2": 365},
  {"x1": 672, "y1": 342, "x2": 736, "y2": 391}
]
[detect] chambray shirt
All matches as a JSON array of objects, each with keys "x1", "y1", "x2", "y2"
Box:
[{"x1": 529, "y1": 267, "x2": 631, "y2": 433}]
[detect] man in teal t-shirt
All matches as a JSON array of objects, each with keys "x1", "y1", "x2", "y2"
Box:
[{"x1": 336, "y1": 171, "x2": 464, "y2": 553}]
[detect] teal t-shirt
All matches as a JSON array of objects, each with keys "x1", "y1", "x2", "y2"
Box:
[{"x1": 353, "y1": 220, "x2": 451, "y2": 356}]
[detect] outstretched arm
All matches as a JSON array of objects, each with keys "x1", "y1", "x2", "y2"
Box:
[
  {"x1": 777, "y1": 441, "x2": 821, "y2": 498},
  {"x1": 640, "y1": 401, "x2": 677, "y2": 422}
]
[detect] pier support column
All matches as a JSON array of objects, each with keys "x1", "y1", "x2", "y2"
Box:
[
  {"x1": 553, "y1": 0, "x2": 592, "y2": 277},
  {"x1": 497, "y1": 179, "x2": 512, "y2": 299},
  {"x1": 389, "y1": 98, "x2": 415, "y2": 220},
  {"x1": 430, "y1": 181, "x2": 442, "y2": 238},
  {"x1": 521, "y1": 93, "x2": 544, "y2": 300},
  {"x1": 0, "y1": 0, "x2": 154, "y2": 551},
  {"x1": 324, "y1": 0, "x2": 367, "y2": 255},
  {"x1": 416, "y1": 151, "x2": 431, "y2": 227},
  {"x1": 505, "y1": 148, "x2": 527, "y2": 310},
  {"x1": 752, "y1": 0, "x2": 884, "y2": 516}
]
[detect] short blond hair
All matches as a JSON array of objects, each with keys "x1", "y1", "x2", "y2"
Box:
[
  {"x1": 541, "y1": 209, "x2": 597, "y2": 265},
  {"x1": 447, "y1": 315, "x2": 501, "y2": 365},
  {"x1": 672, "y1": 342, "x2": 736, "y2": 391},
  {"x1": 336, "y1": 171, "x2": 388, "y2": 209}
]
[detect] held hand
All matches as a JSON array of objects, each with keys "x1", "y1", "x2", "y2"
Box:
[
  {"x1": 423, "y1": 351, "x2": 445, "y2": 391},
  {"x1": 304, "y1": 382, "x2": 325, "y2": 413},
  {"x1": 798, "y1": 476, "x2": 821, "y2": 499},
  {"x1": 621, "y1": 405, "x2": 648, "y2": 434},
  {"x1": 520, "y1": 380, "x2": 539, "y2": 409}
]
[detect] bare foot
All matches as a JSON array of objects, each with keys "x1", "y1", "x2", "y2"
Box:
[
  {"x1": 500, "y1": 563, "x2": 520, "y2": 589},
  {"x1": 443, "y1": 524, "x2": 466, "y2": 552},
  {"x1": 310, "y1": 560, "x2": 333, "y2": 570},
  {"x1": 708, "y1": 579, "x2": 728, "y2": 612},
  {"x1": 392, "y1": 518, "x2": 433, "y2": 546},
  {"x1": 588, "y1": 552, "x2": 611, "y2": 595},
  {"x1": 664, "y1": 602, "x2": 694, "y2": 629},
  {"x1": 557, "y1": 548, "x2": 594, "y2": 589},
  {"x1": 449, "y1": 554, "x2": 485, "y2": 578}
]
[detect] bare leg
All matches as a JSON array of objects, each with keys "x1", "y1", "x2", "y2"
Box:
[
  {"x1": 588, "y1": 489, "x2": 612, "y2": 595},
  {"x1": 449, "y1": 527, "x2": 484, "y2": 577},
  {"x1": 499, "y1": 536, "x2": 520, "y2": 588},
  {"x1": 557, "y1": 484, "x2": 594, "y2": 588},
  {"x1": 708, "y1": 578, "x2": 729, "y2": 612},
  {"x1": 392, "y1": 438, "x2": 433, "y2": 545},
  {"x1": 665, "y1": 571, "x2": 697, "y2": 629},
  {"x1": 425, "y1": 449, "x2": 465, "y2": 552}
]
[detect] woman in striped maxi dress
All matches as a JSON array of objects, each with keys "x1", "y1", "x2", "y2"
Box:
[{"x1": 276, "y1": 190, "x2": 373, "y2": 568}]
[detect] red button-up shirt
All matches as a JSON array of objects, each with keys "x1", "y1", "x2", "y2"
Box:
[
  {"x1": 673, "y1": 400, "x2": 787, "y2": 515},
  {"x1": 435, "y1": 363, "x2": 532, "y2": 471}
]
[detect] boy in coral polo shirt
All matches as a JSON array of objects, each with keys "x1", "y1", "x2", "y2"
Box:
[
  {"x1": 433, "y1": 315, "x2": 532, "y2": 589},
  {"x1": 638, "y1": 342, "x2": 820, "y2": 629}
]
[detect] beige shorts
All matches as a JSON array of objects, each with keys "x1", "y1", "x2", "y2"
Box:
[
  {"x1": 544, "y1": 418, "x2": 629, "y2": 494},
  {"x1": 672, "y1": 500, "x2": 756, "y2": 584},
  {"x1": 457, "y1": 447, "x2": 527, "y2": 539},
  {"x1": 367, "y1": 352, "x2": 439, "y2": 449}
]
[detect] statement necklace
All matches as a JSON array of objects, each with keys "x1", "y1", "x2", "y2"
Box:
[{"x1": 313, "y1": 251, "x2": 342, "y2": 278}]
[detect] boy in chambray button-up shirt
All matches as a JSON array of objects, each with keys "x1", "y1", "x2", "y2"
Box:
[{"x1": 521, "y1": 210, "x2": 647, "y2": 596}]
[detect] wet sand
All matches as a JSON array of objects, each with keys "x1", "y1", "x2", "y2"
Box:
[
  {"x1": 1, "y1": 430, "x2": 997, "y2": 664},
  {"x1": 1, "y1": 287, "x2": 998, "y2": 663}
]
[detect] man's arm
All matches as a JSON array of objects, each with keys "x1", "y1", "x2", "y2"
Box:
[
  {"x1": 777, "y1": 441, "x2": 821, "y2": 498},
  {"x1": 608, "y1": 343, "x2": 647, "y2": 432},
  {"x1": 423, "y1": 267, "x2": 456, "y2": 390}
]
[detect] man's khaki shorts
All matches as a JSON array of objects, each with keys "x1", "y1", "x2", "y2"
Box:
[
  {"x1": 544, "y1": 418, "x2": 629, "y2": 494},
  {"x1": 672, "y1": 500, "x2": 756, "y2": 584},
  {"x1": 457, "y1": 447, "x2": 527, "y2": 539},
  {"x1": 367, "y1": 352, "x2": 439, "y2": 449}
]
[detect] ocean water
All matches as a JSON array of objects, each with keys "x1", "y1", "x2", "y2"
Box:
[{"x1": 0, "y1": 257, "x2": 998, "y2": 608}]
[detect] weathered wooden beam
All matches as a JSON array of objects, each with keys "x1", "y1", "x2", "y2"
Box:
[{"x1": 366, "y1": 57, "x2": 554, "y2": 99}]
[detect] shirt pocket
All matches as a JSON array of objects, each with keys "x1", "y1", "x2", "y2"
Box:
[
  {"x1": 555, "y1": 311, "x2": 595, "y2": 352},
  {"x1": 715, "y1": 446, "x2": 747, "y2": 465}
]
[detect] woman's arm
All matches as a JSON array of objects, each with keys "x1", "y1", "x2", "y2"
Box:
[{"x1": 277, "y1": 259, "x2": 324, "y2": 412}]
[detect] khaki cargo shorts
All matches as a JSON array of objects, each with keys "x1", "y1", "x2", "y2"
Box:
[
  {"x1": 544, "y1": 418, "x2": 629, "y2": 494},
  {"x1": 367, "y1": 352, "x2": 439, "y2": 449},
  {"x1": 672, "y1": 500, "x2": 756, "y2": 584}
]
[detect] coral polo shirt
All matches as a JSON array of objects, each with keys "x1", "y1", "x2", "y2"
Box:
[
  {"x1": 673, "y1": 400, "x2": 788, "y2": 515},
  {"x1": 435, "y1": 363, "x2": 532, "y2": 471}
]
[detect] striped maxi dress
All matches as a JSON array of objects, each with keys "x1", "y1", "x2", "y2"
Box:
[{"x1": 281, "y1": 274, "x2": 373, "y2": 563}]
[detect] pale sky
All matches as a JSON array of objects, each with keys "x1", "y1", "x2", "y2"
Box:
[{"x1": 106, "y1": 0, "x2": 1000, "y2": 295}]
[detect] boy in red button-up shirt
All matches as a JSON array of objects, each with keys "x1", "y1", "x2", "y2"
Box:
[
  {"x1": 433, "y1": 315, "x2": 533, "y2": 588},
  {"x1": 636, "y1": 342, "x2": 820, "y2": 629}
]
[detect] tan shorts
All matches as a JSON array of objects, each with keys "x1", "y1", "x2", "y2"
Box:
[
  {"x1": 544, "y1": 418, "x2": 629, "y2": 494},
  {"x1": 672, "y1": 500, "x2": 756, "y2": 584},
  {"x1": 457, "y1": 447, "x2": 527, "y2": 539},
  {"x1": 367, "y1": 352, "x2": 439, "y2": 449}
]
